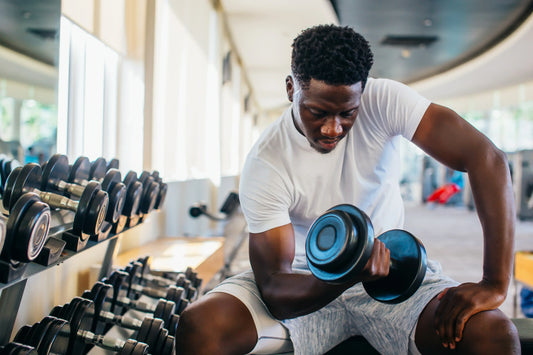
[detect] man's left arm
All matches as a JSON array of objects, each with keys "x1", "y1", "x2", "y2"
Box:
[{"x1": 412, "y1": 102, "x2": 515, "y2": 348}]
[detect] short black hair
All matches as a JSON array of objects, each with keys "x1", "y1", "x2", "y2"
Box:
[{"x1": 291, "y1": 24, "x2": 374, "y2": 88}]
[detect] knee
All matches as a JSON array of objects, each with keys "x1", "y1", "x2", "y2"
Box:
[
  {"x1": 175, "y1": 293, "x2": 257, "y2": 355},
  {"x1": 176, "y1": 302, "x2": 224, "y2": 353},
  {"x1": 462, "y1": 311, "x2": 520, "y2": 354}
]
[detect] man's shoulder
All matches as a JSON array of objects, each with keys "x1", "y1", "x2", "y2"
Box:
[{"x1": 364, "y1": 77, "x2": 405, "y2": 94}]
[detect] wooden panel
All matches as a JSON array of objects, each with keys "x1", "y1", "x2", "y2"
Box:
[{"x1": 116, "y1": 236, "x2": 225, "y2": 285}]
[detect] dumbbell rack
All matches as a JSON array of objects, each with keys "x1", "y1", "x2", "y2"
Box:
[{"x1": 0, "y1": 208, "x2": 136, "y2": 346}]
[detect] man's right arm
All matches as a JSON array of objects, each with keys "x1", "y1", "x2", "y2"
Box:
[{"x1": 250, "y1": 223, "x2": 390, "y2": 320}]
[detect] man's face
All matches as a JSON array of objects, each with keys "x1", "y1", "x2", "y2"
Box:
[{"x1": 287, "y1": 76, "x2": 363, "y2": 154}]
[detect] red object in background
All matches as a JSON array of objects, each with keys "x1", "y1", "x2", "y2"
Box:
[{"x1": 426, "y1": 183, "x2": 461, "y2": 204}]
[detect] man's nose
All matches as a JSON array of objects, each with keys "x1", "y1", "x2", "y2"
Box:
[{"x1": 321, "y1": 117, "x2": 342, "y2": 137}]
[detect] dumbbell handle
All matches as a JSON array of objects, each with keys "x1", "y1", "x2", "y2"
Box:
[
  {"x1": 141, "y1": 272, "x2": 176, "y2": 287},
  {"x1": 77, "y1": 328, "x2": 127, "y2": 351},
  {"x1": 56, "y1": 180, "x2": 86, "y2": 198},
  {"x1": 38, "y1": 191, "x2": 78, "y2": 212},
  {"x1": 106, "y1": 296, "x2": 155, "y2": 314},
  {"x1": 99, "y1": 309, "x2": 142, "y2": 330},
  {"x1": 131, "y1": 284, "x2": 166, "y2": 298}
]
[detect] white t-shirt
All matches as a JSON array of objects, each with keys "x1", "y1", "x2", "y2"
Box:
[{"x1": 239, "y1": 78, "x2": 431, "y2": 268}]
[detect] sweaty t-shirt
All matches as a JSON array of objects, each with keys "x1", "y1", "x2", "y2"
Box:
[{"x1": 239, "y1": 78, "x2": 431, "y2": 268}]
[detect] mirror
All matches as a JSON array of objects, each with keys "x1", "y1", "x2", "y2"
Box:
[{"x1": 0, "y1": 0, "x2": 61, "y2": 167}]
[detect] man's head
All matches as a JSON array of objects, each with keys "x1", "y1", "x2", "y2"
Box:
[
  {"x1": 287, "y1": 25, "x2": 373, "y2": 153},
  {"x1": 291, "y1": 24, "x2": 373, "y2": 89}
]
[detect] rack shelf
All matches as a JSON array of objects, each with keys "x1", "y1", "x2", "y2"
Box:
[{"x1": 0, "y1": 210, "x2": 139, "y2": 345}]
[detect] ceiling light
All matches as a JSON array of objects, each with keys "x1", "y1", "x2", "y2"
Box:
[
  {"x1": 401, "y1": 49, "x2": 411, "y2": 59},
  {"x1": 381, "y1": 35, "x2": 438, "y2": 47}
]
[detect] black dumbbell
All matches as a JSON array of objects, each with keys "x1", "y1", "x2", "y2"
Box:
[
  {"x1": 14, "y1": 315, "x2": 151, "y2": 354},
  {"x1": 107, "y1": 158, "x2": 120, "y2": 171},
  {"x1": 45, "y1": 155, "x2": 126, "y2": 225},
  {"x1": 124, "y1": 171, "x2": 159, "y2": 217},
  {"x1": 50, "y1": 297, "x2": 174, "y2": 354},
  {"x1": 3, "y1": 164, "x2": 108, "y2": 236},
  {"x1": 137, "y1": 256, "x2": 203, "y2": 291},
  {"x1": 104, "y1": 270, "x2": 190, "y2": 314},
  {"x1": 124, "y1": 261, "x2": 198, "y2": 302},
  {"x1": 305, "y1": 204, "x2": 427, "y2": 304},
  {"x1": 0, "y1": 157, "x2": 21, "y2": 198},
  {"x1": 119, "y1": 171, "x2": 143, "y2": 219},
  {"x1": 0, "y1": 342, "x2": 37, "y2": 354},
  {"x1": 122, "y1": 261, "x2": 197, "y2": 302},
  {"x1": 82, "y1": 281, "x2": 180, "y2": 336},
  {"x1": 147, "y1": 171, "x2": 167, "y2": 210},
  {"x1": 0, "y1": 193, "x2": 51, "y2": 263}
]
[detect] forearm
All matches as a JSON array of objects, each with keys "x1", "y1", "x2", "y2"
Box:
[
  {"x1": 468, "y1": 148, "x2": 515, "y2": 293},
  {"x1": 258, "y1": 270, "x2": 353, "y2": 320}
]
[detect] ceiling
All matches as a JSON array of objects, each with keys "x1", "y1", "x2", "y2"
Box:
[
  {"x1": 221, "y1": 0, "x2": 533, "y2": 111},
  {"x1": 0, "y1": 0, "x2": 532, "y2": 110},
  {"x1": 0, "y1": 0, "x2": 60, "y2": 66},
  {"x1": 0, "y1": 0, "x2": 60, "y2": 89}
]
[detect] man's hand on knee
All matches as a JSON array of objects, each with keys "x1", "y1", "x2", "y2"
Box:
[{"x1": 433, "y1": 281, "x2": 506, "y2": 349}]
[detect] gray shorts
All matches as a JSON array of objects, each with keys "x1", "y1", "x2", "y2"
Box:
[{"x1": 208, "y1": 259, "x2": 458, "y2": 355}]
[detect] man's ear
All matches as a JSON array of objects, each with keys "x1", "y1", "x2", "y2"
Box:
[{"x1": 286, "y1": 75, "x2": 294, "y2": 102}]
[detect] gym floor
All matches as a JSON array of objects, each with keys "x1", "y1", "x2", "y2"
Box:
[{"x1": 222, "y1": 201, "x2": 533, "y2": 319}]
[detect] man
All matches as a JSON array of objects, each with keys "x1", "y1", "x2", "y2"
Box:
[{"x1": 176, "y1": 24, "x2": 519, "y2": 354}]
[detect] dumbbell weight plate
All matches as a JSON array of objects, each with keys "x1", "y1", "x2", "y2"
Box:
[
  {"x1": 103, "y1": 270, "x2": 130, "y2": 313},
  {"x1": 362, "y1": 229, "x2": 427, "y2": 304},
  {"x1": 90, "y1": 158, "x2": 108, "y2": 181},
  {"x1": 101, "y1": 170, "x2": 127, "y2": 223},
  {"x1": 28, "y1": 320, "x2": 53, "y2": 351},
  {"x1": 13, "y1": 325, "x2": 32, "y2": 346},
  {"x1": 68, "y1": 156, "x2": 90, "y2": 184},
  {"x1": 107, "y1": 182, "x2": 127, "y2": 222},
  {"x1": 0, "y1": 342, "x2": 38, "y2": 354},
  {"x1": 3, "y1": 193, "x2": 50, "y2": 263},
  {"x1": 140, "y1": 181, "x2": 159, "y2": 215},
  {"x1": 1, "y1": 159, "x2": 21, "y2": 188},
  {"x1": 11, "y1": 196, "x2": 51, "y2": 262},
  {"x1": 305, "y1": 204, "x2": 374, "y2": 284},
  {"x1": 107, "y1": 184, "x2": 126, "y2": 223},
  {"x1": 165, "y1": 286, "x2": 186, "y2": 306},
  {"x1": 11, "y1": 164, "x2": 42, "y2": 208},
  {"x1": 62, "y1": 298, "x2": 95, "y2": 355},
  {"x1": 153, "y1": 327, "x2": 170, "y2": 355},
  {"x1": 73, "y1": 181, "x2": 107, "y2": 235},
  {"x1": 86, "y1": 281, "x2": 113, "y2": 333},
  {"x1": 167, "y1": 314, "x2": 179, "y2": 337},
  {"x1": 159, "y1": 334, "x2": 175, "y2": 355},
  {"x1": 123, "y1": 171, "x2": 138, "y2": 189},
  {"x1": 118, "y1": 339, "x2": 150, "y2": 355},
  {"x1": 86, "y1": 190, "x2": 109, "y2": 235},
  {"x1": 2, "y1": 166, "x2": 21, "y2": 210},
  {"x1": 123, "y1": 181, "x2": 142, "y2": 218},
  {"x1": 38, "y1": 317, "x2": 70, "y2": 355},
  {"x1": 136, "y1": 317, "x2": 164, "y2": 353},
  {"x1": 153, "y1": 299, "x2": 176, "y2": 327},
  {"x1": 154, "y1": 182, "x2": 168, "y2": 210},
  {"x1": 41, "y1": 154, "x2": 69, "y2": 195},
  {"x1": 101, "y1": 169, "x2": 122, "y2": 191},
  {"x1": 107, "y1": 158, "x2": 120, "y2": 171},
  {"x1": 138, "y1": 172, "x2": 159, "y2": 214}
]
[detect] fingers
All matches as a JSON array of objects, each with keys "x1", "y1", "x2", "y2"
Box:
[
  {"x1": 434, "y1": 287, "x2": 475, "y2": 349},
  {"x1": 360, "y1": 239, "x2": 390, "y2": 282},
  {"x1": 366, "y1": 239, "x2": 390, "y2": 279}
]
